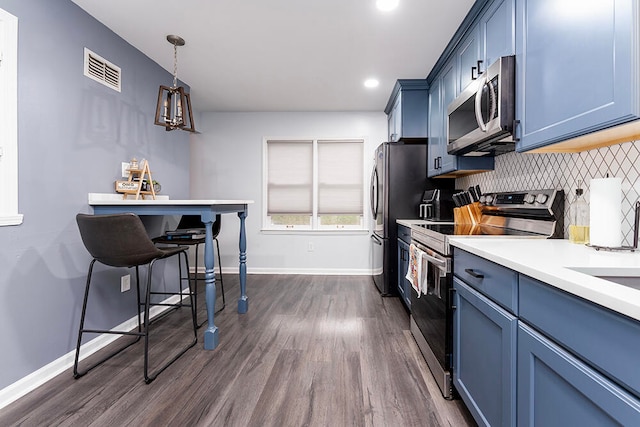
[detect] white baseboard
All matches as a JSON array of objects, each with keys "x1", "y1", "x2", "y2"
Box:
[
  {"x1": 196, "y1": 266, "x2": 372, "y2": 276},
  {"x1": 0, "y1": 293, "x2": 186, "y2": 410}
]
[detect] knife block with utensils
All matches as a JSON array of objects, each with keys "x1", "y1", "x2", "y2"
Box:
[{"x1": 453, "y1": 188, "x2": 483, "y2": 225}]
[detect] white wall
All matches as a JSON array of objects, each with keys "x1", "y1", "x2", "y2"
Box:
[{"x1": 190, "y1": 112, "x2": 387, "y2": 274}]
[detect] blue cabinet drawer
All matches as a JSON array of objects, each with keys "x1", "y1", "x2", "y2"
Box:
[
  {"x1": 453, "y1": 248, "x2": 518, "y2": 313},
  {"x1": 519, "y1": 275, "x2": 640, "y2": 397},
  {"x1": 397, "y1": 224, "x2": 411, "y2": 244}
]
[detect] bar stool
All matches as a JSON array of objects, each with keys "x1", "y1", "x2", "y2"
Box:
[
  {"x1": 74, "y1": 213, "x2": 198, "y2": 384},
  {"x1": 153, "y1": 214, "x2": 225, "y2": 327}
]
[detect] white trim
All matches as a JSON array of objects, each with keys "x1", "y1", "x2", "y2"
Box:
[
  {"x1": 0, "y1": 9, "x2": 20, "y2": 226},
  {"x1": 0, "y1": 213, "x2": 23, "y2": 226},
  {"x1": 196, "y1": 266, "x2": 373, "y2": 276},
  {"x1": 0, "y1": 293, "x2": 186, "y2": 410}
]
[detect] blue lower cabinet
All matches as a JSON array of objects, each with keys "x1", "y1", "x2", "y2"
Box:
[
  {"x1": 397, "y1": 237, "x2": 411, "y2": 310},
  {"x1": 517, "y1": 322, "x2": 640, "y2": 426},
  {"x1": 453, "y1": 277, "x2": 517, "y2": 427}
]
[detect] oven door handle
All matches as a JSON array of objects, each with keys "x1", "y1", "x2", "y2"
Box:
[{"x1": 422, "y1": 252, "x2": 447, "y2": 269}]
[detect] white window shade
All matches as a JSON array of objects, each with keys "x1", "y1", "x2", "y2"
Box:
[
  {"x1": 317, "y1": 140, "x2": 363, "y2": 215},
  {"x1": 267, "y1": 140, "x2": 313, "y2": 214}
]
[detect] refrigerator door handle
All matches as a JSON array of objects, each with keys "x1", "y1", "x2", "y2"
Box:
[
  {"x1": 371, "y1": 234, "x2": 383, "y2": 245},
  {"x1": 370, "y1": 166, "x2": 378, "y2": 217}
]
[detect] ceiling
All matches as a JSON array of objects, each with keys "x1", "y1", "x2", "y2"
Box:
[{"x1": 71, "y1": 0, "x2": 475, "y2": 113}]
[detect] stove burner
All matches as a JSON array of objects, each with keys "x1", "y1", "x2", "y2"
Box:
[
  {"x1": 414, "y1": 222, "x2": 544, "y2": 237},
  {"x1": 411, "y1": 189, "x2": 565, "y2": 256}
]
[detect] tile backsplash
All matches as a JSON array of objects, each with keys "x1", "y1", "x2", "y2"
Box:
[{"x1": 456, "y1": 141, "x2": 640, "y2": 245}]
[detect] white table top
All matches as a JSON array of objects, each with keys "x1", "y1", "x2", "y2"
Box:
[
  {"x1": 88, "y1": 193, "x2": 254, "y2": 205},
  {"x1": 449, "y1": 237, "x2": 640, "y2": 322}
]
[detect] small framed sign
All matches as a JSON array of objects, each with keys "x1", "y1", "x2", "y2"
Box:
[{"x1": 115, "y1": 180, "x2": 140, "y2": 193}]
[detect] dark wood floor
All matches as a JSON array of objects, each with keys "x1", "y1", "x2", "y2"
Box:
[{"x1": 1, "y1": 274, "x2": 475, "y2": 427}]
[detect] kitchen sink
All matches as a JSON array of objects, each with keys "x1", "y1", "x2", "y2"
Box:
[{"x1": 567, "y1": 266, "x2": 640, "y2": 290}]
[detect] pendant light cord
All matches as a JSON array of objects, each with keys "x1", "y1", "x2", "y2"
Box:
[{"x1": 172, "y1": 42, "x2": 179, "y2": 89}]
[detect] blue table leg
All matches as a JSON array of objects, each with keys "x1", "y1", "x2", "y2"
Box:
[
  {"x1": 238, "y1": 210, "x2": 249, "y2": 313},
  {"x1": 202, "y1": 216, "x2": 219, "y2": 350}
]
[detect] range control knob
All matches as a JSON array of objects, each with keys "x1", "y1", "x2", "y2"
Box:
[
  {"x1": 535, "y1": 193, "x2": 549, "y2": 204},
  {"x1": 479, "y1": 195, "x2": 486, "y2": 204},
  {"x1": 524, "y1": 193, "x2": 536, "y2": 204}
]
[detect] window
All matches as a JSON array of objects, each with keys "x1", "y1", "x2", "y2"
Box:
[
  {"x1": 0, "y1": 8, "x2": 21, "y2": 226},
  {"x1": 264, "y1": 138, "x2": 364, "y2": 230}
]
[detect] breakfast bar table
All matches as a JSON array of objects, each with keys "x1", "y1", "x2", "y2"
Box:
[{"x1": 88, "y1": 194, "x2": 254, "y2": 350}]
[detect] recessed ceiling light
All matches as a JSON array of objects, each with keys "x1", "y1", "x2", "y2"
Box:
[
  {"x1": 376, "y1": 0, "x2": 399, "y2": 12},
  {"x1": 364, "y1": 78, "x2": 380, "y2": 88}
]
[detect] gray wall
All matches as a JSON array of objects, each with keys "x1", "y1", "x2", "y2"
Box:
[
  {"x1": 0, "y1": 0, "x2": 190, "y2": 389},
  {"x1": 190, "y1": 112, "x2": 387, "y2": 274}
]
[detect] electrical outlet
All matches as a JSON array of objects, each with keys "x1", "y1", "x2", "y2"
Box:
[
  {"x1": 121, "y1": 162, "x2": 130, "y2": 178},
  {"x1": 121, "y1": 274, "x2": 131, "y2": 292},
  {"x1": 308, "y1": 242, "x2": 314, "y2": 252}
]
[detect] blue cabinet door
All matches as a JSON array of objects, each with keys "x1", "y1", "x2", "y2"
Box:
[
  {"x1": 481, "y1": 0, "x2": 515, "y2": 68},
  {"x1": 439, "y1": 61, "x2": 459, "y2": 175},
  {"x1": 515, "y1": 0, "x2": 639, "y2": 151},
  {"x1": 453, "y1": 277, "x2": 517, "y2": 427},
  {"x1": 427, "y1": 77, "x2": 443, "y2": 177},
  {"x1": 518, "y1": 322, "x2": 640, "y2": 426},
  {"x1": 397, "y1": 237, "x2": 410, "y2": 309},
  {"x1": 457, "y1": 24, "x2": 480, "y2": 94}
]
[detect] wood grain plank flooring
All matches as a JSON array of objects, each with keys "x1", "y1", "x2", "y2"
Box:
[{"x1": 0, "y1": 274, "x2": 476, "y2": 427}]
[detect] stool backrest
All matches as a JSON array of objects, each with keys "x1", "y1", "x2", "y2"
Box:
[{"x1": 76, "y1": 213, "x2": 164, "y2": 268}]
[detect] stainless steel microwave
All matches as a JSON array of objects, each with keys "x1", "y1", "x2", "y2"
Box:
[{"x1": 447, "y1": 55, "x2": 516, "y2": 156}]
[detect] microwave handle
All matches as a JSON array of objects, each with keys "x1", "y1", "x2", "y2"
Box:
[{"x1": 474, "y1": 74, "x2": 488, "y2": 132}]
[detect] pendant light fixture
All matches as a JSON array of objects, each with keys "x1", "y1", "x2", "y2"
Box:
[{"x1": 154, "y1": 35, "x2": 196, "y2": 132}]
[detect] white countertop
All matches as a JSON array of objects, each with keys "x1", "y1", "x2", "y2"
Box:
[{"x1": 449, "y1": 237, "x2": 640, "y2": 321}]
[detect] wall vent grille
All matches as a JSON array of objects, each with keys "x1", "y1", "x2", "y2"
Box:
[{"x1": 83, "y1": 48, "x2": 121, "y2": 92}]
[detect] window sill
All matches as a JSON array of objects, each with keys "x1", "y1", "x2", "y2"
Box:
[
  {"x1": 0, "y1": 214, "x2": 23, "y2": 226},
  {"x1": 260, "y1": 228, "x2": 368, "y2": 236}
]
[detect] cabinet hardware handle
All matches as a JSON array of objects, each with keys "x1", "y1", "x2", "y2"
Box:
[
  {"x1": 464, "y1": 268, "x2": 484, "y2": 279},
  {"x1": 477, "y1": 60, "x2": 484, "y2": 75},
  {"x1": 471, "y1": 66, "x2": 477, "y2": 80},
  {"x1": 512, "y1": 119, "x2": 521, "y2": 142}
]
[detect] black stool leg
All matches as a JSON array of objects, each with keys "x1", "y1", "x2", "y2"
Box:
[
  {"x1": 143, "y1": 253, "x2": 198, "y2": 384},
  {"x1": 74, "y1": 261, "x2": 142, "y2": 379}
]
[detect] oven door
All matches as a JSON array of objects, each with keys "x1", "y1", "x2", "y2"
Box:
[{"x1": 409, "y1": 240, "x2": 453, "y2": 398}]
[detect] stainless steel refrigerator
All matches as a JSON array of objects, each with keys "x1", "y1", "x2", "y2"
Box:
[{"x1": 369, "y1": 142, "x2": 448, "y2": 295}]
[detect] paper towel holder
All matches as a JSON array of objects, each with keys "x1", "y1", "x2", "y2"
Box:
[{"x1": 587, "y1": 200, "x2": 639, "y2": 252}]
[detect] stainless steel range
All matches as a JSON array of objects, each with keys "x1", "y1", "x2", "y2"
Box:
[{"x1": 409, "y1": 188, "x2": 564, "y2": 399}]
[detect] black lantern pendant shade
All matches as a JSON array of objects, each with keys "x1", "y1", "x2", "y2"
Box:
[{"x1": 154, "y1": 35, "x2": 196, "y2": 132}]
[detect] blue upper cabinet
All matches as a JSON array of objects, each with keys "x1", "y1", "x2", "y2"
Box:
[
  {"x1": 427, "y1": 74, "x2": 444, "y2": 177},
  {"x1": 457, "y1": 0, "x2": 514, "y2": 94},
  {"x1": 481, "y1": 0, "x2": 515, "y2": 67},
  {"x1": 456, "y1": 25, "x2": 480, "y2": 94},
  {"x1": 515, "y1": 0, "x2": 640, "y2": 152},
  {"x1": 384, "y1": 80, "x2": 429, "y2": 142},
  {"x1": 428, "y1": 60, "x2": 495, "y2": 178},
  {"x1": 387, "y1": 93, "x2": 402, "y2": 142}
]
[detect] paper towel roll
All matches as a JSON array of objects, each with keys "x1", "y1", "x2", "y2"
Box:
[{"x1": 589, "y1": 177, "x2": 622, "y2": 247}]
